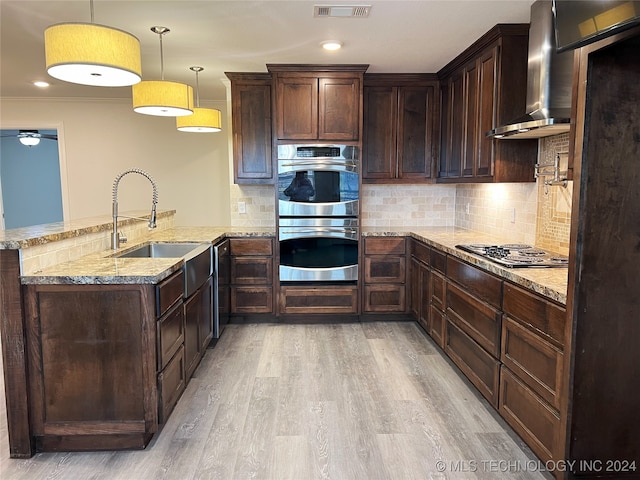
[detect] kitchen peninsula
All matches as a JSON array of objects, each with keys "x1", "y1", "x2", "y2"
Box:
[{"x1": 1, "y1": 212, "x2": 568, "y2": 459}]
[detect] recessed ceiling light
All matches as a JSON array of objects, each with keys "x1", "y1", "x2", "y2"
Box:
[
  {"x1": 33, "y1": 81, "x2": 50, "y2": 88},
  {"x1": 321, "y1": 40, "x2": 343, "y2": 51}
]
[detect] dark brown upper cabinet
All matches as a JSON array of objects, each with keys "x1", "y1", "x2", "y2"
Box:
[
  {"x1": 267, "y1": 64, "x2": 368, "y2": 142},
  {"x1": 362, "y1": 74, "x2": 439, "y2": 183},
  {"x1": 438, "y1": 24, "x2": 538, "y2": 183},
  {"x1": 225, "y1": 72, "x2": 273, "y2": 185}
]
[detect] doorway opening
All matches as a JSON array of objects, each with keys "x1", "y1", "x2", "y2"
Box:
[{"x1": 0, "y1": 127, "x2": 68, "y2": 230}]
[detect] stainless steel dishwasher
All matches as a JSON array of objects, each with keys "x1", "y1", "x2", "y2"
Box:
[{"x1": 213, "y1": 239, "x2": 230, "y2": 339}]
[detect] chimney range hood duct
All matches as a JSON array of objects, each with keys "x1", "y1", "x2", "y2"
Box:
[{"x1": 488, "y1": 0, "x2": 574, "y2": 139}]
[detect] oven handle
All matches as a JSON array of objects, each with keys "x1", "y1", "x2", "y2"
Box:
[
  {"x1": 280, "y1": 228, "x2": 357, "y2": 235},
  {"x1": 279, "y1": 160, "x2": 357, "y2": 168}
]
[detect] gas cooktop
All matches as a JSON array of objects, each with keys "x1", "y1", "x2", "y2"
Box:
[{"x1": 455, "y1": 244, "x2": 569, "y2": 268}]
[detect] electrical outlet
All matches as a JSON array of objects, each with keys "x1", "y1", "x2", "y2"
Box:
[
  {"x1": 510, "y1": 207, "x2": 516, "y2": 223},
  {"x1": 466, "y1": 203, "x2": 471, "y2": 215},
  {"x1": 238, "y1": 201, "x2": 246, "y2": 214}
]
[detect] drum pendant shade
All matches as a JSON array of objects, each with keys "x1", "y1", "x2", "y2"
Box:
[
  {"x1": 177, "y1": 107, "x2": 222, "y2": 132},
  {"x1": 132, "y1": 26, "x2": 194, "y2": 117},
  {"x1": 176, "y1": 66, "x2": 221, "y2": 131},
  {"x1": 45, "y1": 23, "x2": 142, "y2": 87},
  {"x1": 133, "y1": 81, "x2": 194, "y2": 116}
]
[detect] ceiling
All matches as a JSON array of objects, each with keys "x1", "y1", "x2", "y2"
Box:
[{"x1": 0, "y1": 0, "x2": 535, "y2": 103}]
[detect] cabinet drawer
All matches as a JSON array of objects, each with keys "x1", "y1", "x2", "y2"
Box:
[
  {"x1": 280, "y1": 286, "x2": 358, "y2": 314},
  {"x1": 430, "y1": 248, "x2": 447, "y2": 274},
  {"x1": 503, "y1": 283, "x2": 566, "y2": 348},
  {"x1": 231, "y1": 257, "x2": 273, "y2": 284},
  {"x1": 156, "y1": 270, "x2": 184, "y2": 317},
  {"x1": 158, "y1": 345, "x2": 185, "y2": 424},
  {"x1": 431, "y1": 271, "x2": 446, "y2": 311},
  {"x1": 447, "y1": 256, "x2": 502, "y2": 308},
  {"x1": 447, "y1": 282, "x2": 501, "y2": 358},
  {"x1": 364, "y1": 236, "x2": 406, "y2": 255},
  {"x1": 364, "y1": 256, "x2": 406, "y2": 283},
  {"x1": 445, "y1": 320, "x2": 500, "y2": 407},
  {"x1": 410, "y1": 239, "x2": 430, "y2": 264},
  {"x1": 229, "y1": 237, "x2": 273, "y2": 256},
  {"x1": 430, "y1": 305, "x2": 446, "y2": 348},
  {"x1": 499, "y1": 366, "x2": 560, "y2": 464},
  {"x1": 502, "y1": 316, "x2": 563, "y2": 409},
  {"x1": 363, "y1": 284, "x2": 406, "y2": 313},
  {"x1": 157, "y1": 302, "x2": 184, "y2": 371},
  {"x1": 231, "y1": 286, "x2": 273, "y2": 314}
]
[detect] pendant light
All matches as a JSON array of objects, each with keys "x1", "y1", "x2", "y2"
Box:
[
  {"x1": 132, "y1": 26, "x2": 194, "y2": 116},
  {"x1": 44, "y1": 0, "x2": 141, "y2": 87},
  {"x1": 176, "y1": 67, "x2": 222, "y2": 132}
]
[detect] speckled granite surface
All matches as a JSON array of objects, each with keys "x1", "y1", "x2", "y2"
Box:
[
  {"x1": 363, "y1": 226, "x2": 568, "y2": 305},
  {"x1": 20, "y1": 226, "x2": 275, "y2": 286},
  {"x1": 15, "y1": 219, "x2": 566, "y2": 305},
  {"x1": 0, "y1": 211, "x2": 177, "y2": 249}
]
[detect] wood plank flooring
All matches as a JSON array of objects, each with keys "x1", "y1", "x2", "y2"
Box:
[{"x1": 0, "y1": 322, "x2": 551, "y2": 479}]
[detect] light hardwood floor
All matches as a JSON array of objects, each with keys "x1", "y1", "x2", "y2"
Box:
[{"x1": 0, "y1": 322, "x2": 551, "y2": 479}]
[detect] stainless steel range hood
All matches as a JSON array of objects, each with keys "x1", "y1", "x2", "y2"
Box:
[{"x1": 488, "y1": 0, "x2": 574, "y2": 139}]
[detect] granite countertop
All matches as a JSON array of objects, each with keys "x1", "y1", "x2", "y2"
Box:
[
  {"x1": 16, "y1": 218, "x2": 566, "y2": 305},
  {"x1": 363, "y1": 226, "x2": 568, "y2": 305},
  {"x1": 0, "y1": 210, "x2": 178, "y2": 249},
  {"x1": 19, "y1": 226, "x2": 275, "y2": 286}
]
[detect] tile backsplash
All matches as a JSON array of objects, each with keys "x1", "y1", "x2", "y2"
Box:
[
  {"x1": 455, "y1": 182, "x2": 539, "y2": 244},
  {"x1": 230, "y1": 184, "x2": 276, "y2": 227},
  {"x1": 361, "y1": 184, "x2": 456, "y2": 228},
  {"x1": 535, "y1": 133, "x2": 572, "y2": 255},
  {"x1": 20, "y1": 213, "x2": 175, "y2": 275},
  {"x1": 228, "y1": 133, "x2": 573, "y2": 252}
]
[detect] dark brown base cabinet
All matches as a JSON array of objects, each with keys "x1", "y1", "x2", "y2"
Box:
[
  {"x1": 21, "y1": 267, "x2": 214, "y2": 453},
  {"x1": 409, "y1": 238, "x2": 568, "y2": 476},
  {"x1": 23, "y1": 283, "x2": 162, "y2": 452},
  {"x1": 409, "y1": 251, "x2": 430, "y2": 332},
  {"x1": 362, "y1": 237, "x2": 407, "y2": 314},
  {"x1": 230, "y1": 238, "x2": 274, "y2": 315},
  {"x1": 279, "y1": 286, "x2": 358, "y2": 315}
]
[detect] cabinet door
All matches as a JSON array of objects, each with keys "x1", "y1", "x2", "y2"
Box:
[
  {"x1": 410, "y1": 256, "x2": 430, "y2": 332},
  {"x1": 362, "y1": 86, "x2": 397, "y2": 180},
  {"x1": 462, "y1": 60, "x2": 479, "y2": 177},
  {"x1": 441, "y1": 71, "x2": 463, "y2": 178},
  {"x1": 276, "y1": 76, "x2": 318, "y2": 140},
  {"x1": 364, "y1": 256, "x2": 406, "y2": 283},
  {"x1": 318, "y1": 77, "x2": 360, "y2": 140},
  {"x1": 476, "y1": 46, "x2": 497, "y2": 177},
  {"x1": 363, "y1": 284, "x2": 406, "y2": 313},
  {"x1": 231, "y1": 81, "x2": 273, "y2": 184},
  {"x1": 184, "y1": 290, "x2": 202, "y2": 379},
  {"x1": 397, "y1": 85, "x2": 435, "y2": 180},
  {"x1": 199, "y1": 277, "x2": 213, "y2": 352}
]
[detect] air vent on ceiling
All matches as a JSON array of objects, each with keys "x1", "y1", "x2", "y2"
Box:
[{"x1": 314, "y1": 5, "x2": 371, "y2": 17}]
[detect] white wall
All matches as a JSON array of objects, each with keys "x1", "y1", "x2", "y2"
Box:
[{"x1": 0, "y1": 97, "x2": 231, "y2": 227}]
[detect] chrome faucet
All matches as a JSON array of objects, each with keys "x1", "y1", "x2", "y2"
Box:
[{"x1": 112, "y1": 168, "x2": 158, "y2": 249}]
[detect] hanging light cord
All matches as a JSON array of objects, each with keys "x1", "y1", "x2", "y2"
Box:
[
  {"x1": 151, "y1": 26, "x2": 170, "y2": 80},
  {"x1": 190, "y1": 66, "x2": 204, "y2": 107}
]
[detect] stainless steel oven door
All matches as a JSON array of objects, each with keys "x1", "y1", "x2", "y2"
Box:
[
  {"x1": 279, "y1": 218, "x2": 358, "y2": 282},
  {"x1": 277, "y1": 145, "x2": 359, "y2": 217}
]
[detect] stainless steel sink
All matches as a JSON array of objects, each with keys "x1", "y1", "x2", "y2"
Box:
[
  {"x1": 115, "y1": 242, "x2": 205, "y2": 259},
  {"x1": 114, "y1": 242, "x2": 212, "y2": 298}
]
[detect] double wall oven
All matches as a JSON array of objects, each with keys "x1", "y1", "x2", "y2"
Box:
[{"x1": 277, "y1": 144, "x2": 359, "y2": 282}]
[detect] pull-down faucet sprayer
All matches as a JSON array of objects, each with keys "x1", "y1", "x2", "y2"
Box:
[{"x1": 112, "y1": 168, "x2": 158, "y2": 250}]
